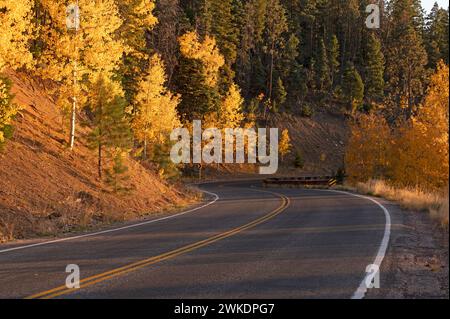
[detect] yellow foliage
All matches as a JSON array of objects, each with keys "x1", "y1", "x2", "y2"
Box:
[
  {"x1": 279, "y1": 129, "x2": 291, "y2": 160},
  {"x1": 37, "y1": 0, "x2": 125, "y2": 109},
  {"x1": 0, "y1": 0, "x2": 34, "y2": 71},
  {"x1": 391, "y1": 61, "x2": 449, "y2": 190},
  {"x1": 345, "y1": 62, "x2": 449, "y2": 191},
  {"x1": 178, "y1": 31, "x2": 225, "y2": 87},
  {"x1": 115, "y1": 0, "x2": 158, "y2": 53},
  {"x1": 218, "y1": 83, "x2": 244, "y2": 128},
  {"x1": 133, "y1": 54, "x2": 180, "y2": 145}
]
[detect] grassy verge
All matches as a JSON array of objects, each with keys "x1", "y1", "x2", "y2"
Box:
[{"x1": 336, "y1": 179, "x2": 449, "y2": 227}]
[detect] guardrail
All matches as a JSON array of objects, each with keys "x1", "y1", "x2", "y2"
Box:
[{"x1": 263, "y1": 176, "x2": 338, "y2": 188}]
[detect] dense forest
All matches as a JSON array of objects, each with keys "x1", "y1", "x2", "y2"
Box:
[{"x1": 0, "y1": 0, "x2": 449, "y2": 190}]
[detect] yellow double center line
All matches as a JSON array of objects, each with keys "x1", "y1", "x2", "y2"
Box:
[{"x1": 27, "y1": 190, "x2": 290, "y2": 299}]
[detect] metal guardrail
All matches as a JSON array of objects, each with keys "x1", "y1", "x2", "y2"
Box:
[{"x1": 263, "y1": 176, "x2": 338, "y2": 188}]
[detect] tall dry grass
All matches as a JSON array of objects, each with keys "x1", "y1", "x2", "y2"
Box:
[{"x1": 351, "y1": 179, "x2": 449, "y2": 226}]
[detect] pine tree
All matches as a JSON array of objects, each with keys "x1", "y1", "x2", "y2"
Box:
[
  {"x1": 384, "y1": 0, "x2": 428, "y2": 118},
  {"x1": 0, "y1": 0, "x2": 34, "y2": 71},
  {"x1": 342, "y1": 63, "x2": 364, "y2": 113},
  {"x1": 265, "y1": 0, "x2": 288, "y2": 101},
  {"x1": 365, "y1": 33, "x2": 385, "y2": 104},
  {"x1": 424, "y1": 4, "x2": 449, "y2": 68},
  {"x1": 88, "y1": 76, "x2": 132, "y2": 179},
  {"x1": 175, "y1": 31, "x2": 224, "y2": 121},
  {"x1": 133, "y1": 54, "x2": 181, "y2": 159},
  {"x1": 174, "y1": 56, "x2": 219, "y2": 121},
  {"x1": 149, "y1": 0, "x2": 190, "y2": 86},
  {"x1": 104, "y1": 151, "x2": 131, "y2": 193},
  {"x1": 178, "y1": 31, "x2": 225, "y2": 87},
  {"x1": 235, "y1": 0, "x2": 268, "y2": 97},
  {"x1": 294, "y1": 150, "x2": 304, "y2": 168},
  {"x1": 114, "y1": 0, "x2": 158, "y2": 106},
  {"x1": 316, "y1": 38, "x2": 331, "y2": 92},
  {"x1": 273, "y1": 78, "x2": 287, "y2": 111},
  {"x1": 207, "y1": 0, "x2": 239, "y2": 91},
  {"x1": 328, "y1": 35, "x2": 340, "y2": 88}
]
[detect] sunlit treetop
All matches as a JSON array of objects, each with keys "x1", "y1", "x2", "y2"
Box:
[{"x1": 0, "y1": 0, "x2": 34, "y2": 71}]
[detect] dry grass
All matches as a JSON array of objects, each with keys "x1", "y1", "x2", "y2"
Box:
[{"x1": 347, "y1": 179, "x2": 449, "y2": 227}]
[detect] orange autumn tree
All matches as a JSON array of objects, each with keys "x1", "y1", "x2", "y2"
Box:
[
  {"x1": 345, "y1": 113, "x2": 392, "y2": 183},
  {"x1": 391, "y1": 61, "x2": 449, "y2": 190},
  {"x1": 345, "y1": 61, "x2": 449, "y2": 191}
]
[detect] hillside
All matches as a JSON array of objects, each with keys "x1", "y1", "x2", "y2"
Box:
[
  {"x1": 271, "y1": 111, "x2": 349, "y2": 175},
  {"x1": 0, "y1": 70, "x2": 194, "y2": 242}
]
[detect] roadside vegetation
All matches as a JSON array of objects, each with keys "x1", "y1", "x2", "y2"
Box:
[
  {"x1": 345, "y1": 179, "x2": 449, "y2": 226},
  {"x1": 344, "y1": 62, "x2": 449, "y2": 226}
]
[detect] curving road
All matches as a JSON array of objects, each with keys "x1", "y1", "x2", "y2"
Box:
[{"x1": 0, "y1": 180, "x2": 390, "y2": 299}]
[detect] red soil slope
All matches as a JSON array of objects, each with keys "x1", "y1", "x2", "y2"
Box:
[{"x1": 0, "y1": 71, "x2": 193, "y2": 242}]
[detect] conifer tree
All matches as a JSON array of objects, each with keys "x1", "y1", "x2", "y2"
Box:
[
  {"x1": 0, "y1": 76, "x2": 20, "y2": 149},
  {"x1": 328, "y1": 35, "x2": 340, "y2": 88},
  {"x1": 149, "y1": 0, "x2": 190, "y2": 86},
  {"x1": 384, "y1": 0, "x2": 428, "y2": 117},
  {"x1": 424, "y1": 4, "x2": 449, "y2": 67},
  {"x1": 342, "y1": 63, "x2": 364, "y2": 113},
  {"x1": 365, "y1": 33, "x2": 385, "y2": 104},
  {"x1": 88, "y1": 76, "x2": 132, "y2": 179},
  {"x1": 316, "y1": 38, "x2": 331, "y2": 92},
  {"x1": 207, "y1": 0, "x2": 239, "y2": 91},
  {"x1": 265, "y1": 0, "x2": 288, "y2": 101},
  {"x1": 114, "y1": 0, "x2": 158, "y2": 105},
  {"x1": 175, "y1": 31, "x2": 224, "y2": 121},
  {"x1": 273, "y1": 78, "x2": 287, "y2": 111},
  {"x1": 174, "y1": 56, "x2": 219, "y2": 121},
  {"x1": 104, "y1": 151, "x2": 131, "y2": 193}
]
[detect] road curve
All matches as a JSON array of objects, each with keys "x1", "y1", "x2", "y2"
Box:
[{"x1": 0, "y1": 180, "x2": 390, "y2": 299}]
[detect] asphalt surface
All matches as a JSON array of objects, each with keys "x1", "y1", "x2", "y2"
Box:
[{"x1": 0, "y1": 180, "x2": 389, "y2": 299}]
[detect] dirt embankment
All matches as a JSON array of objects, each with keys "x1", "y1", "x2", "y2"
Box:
[
  {"x1": 270, "y1": 112, "x2": 349, "y2": 175},
  {"x1": 0, "y1": 71, "x2": 195, "y2": 242}
]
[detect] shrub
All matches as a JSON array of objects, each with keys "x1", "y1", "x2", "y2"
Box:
[
  {"x1": 0, "y1": 75, "x2": 20, "y2": 150},
  {"x1": 294, "y1": 150, "x2": 305, "y2": 168}
]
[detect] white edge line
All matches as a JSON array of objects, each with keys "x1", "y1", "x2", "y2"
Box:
[
  {"x1": 316, "y1": 189, "x2": 391, "y2": 299},
  {"x1": 0, "y1": 189, "x2": 219, "y2": 254}
]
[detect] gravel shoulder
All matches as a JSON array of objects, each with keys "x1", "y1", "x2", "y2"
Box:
[{"x1": 366, "y1": 197, "x2": 449, "y2": 299}]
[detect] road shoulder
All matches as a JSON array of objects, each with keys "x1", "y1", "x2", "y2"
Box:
[{"x1": 366, "y1": 198, "x2": 449, "y2": 299}]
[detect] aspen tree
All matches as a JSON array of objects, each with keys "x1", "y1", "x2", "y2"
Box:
[{"x1": 133, "y1": 54, "x2": 180, "y2": 159}]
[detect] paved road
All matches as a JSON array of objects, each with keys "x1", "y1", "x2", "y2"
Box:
[{"x1": 0, "y1": 181, "x2": 390, "y2": 299}]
